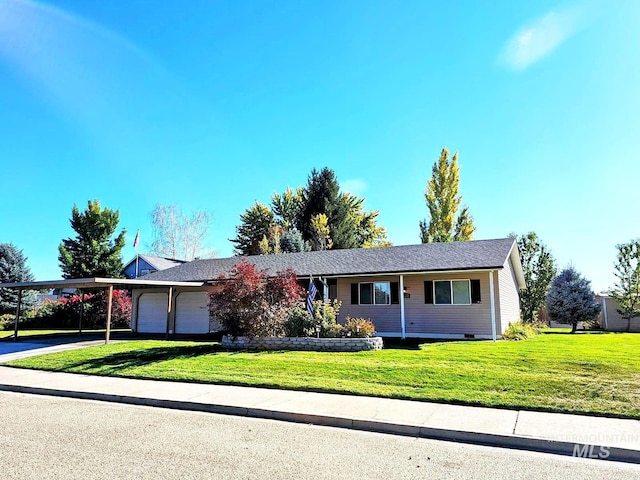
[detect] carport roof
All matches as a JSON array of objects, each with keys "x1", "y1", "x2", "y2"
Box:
[{"x1": 0, "y1": 277, "x2": 204, "y2": 290}]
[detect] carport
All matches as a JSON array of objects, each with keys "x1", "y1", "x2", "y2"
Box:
[{"x1": 0, "y1": 278, "x2": 204, "y2": 344}]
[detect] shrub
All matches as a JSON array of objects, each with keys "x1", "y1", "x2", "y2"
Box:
[
  {"x1": 502, "y1": 321, "x2": 540, "y2": 340},
  {"x1": 344, "y1": 317, "x2": 376, "y2": 338},
  {"x1": 0, "y1": 313, "x2": 15, "y2": 331},
  {"x1": 310, "y1": 299, "x2": 343, "y2": 337},
  {"x1": 283, "y1": 305, "x2": 313, "y2": 337},
  {"x1": 20, "y1": 291, "x2": 132, "y2": 329},
  {"x1": 209, "y1": 259, "x2": 304, "y2": 338}
]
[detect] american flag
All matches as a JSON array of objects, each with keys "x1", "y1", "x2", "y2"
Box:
[
  {"x1": 133, "y1": 230, "x2": 140, "y2": 250},
  {"x1": 307, "y1": 277, "x2": 318, "y2": 315}
]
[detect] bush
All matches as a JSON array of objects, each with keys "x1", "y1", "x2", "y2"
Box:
[
  {"x1": 0, "y1": 313, "x2": 15, "y2": 331},
  {"x1": 344, "y1": 317, "x2": 376, "y2": 338},
  {"x1": 310, "y1": 299, "x2": 343, "y2": 337},
  {"x1": 21, "y1": 291, "x2": 132, "y2": 329},
  {"x1": 283, "y1": 305, "x2": 314, "y2": 337},
  {"x1": 502, "y1": 321, "x2": 540, "y2": 340},
  {"x1": 209, "y1": 259, "x2": 304, "y2": 338}
]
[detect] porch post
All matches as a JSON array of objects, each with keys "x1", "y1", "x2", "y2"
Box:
[
  {"x1": 399, "y1": 275, "x2": 405, "y2": 339},
  {"x1": 489, "y1": 271, "x2": 496, "y2": 342},
  {"x1": 13, "y1": 289, "x2": 22, "y2": 341},
  {"x1": 105, "y1": 286, "x2": 113, "y2": 344},
  {"x1": 165, "y1": 287, "x2": 173, "y2": 339}
]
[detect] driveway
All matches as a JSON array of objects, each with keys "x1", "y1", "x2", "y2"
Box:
[{"x1": 0, "y1": 337, "x2": 105, "y2": 363}]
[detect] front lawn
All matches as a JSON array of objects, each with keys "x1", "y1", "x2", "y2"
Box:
[{"x1": 5, "y1": 332, "x2": 640, "y2": 418}]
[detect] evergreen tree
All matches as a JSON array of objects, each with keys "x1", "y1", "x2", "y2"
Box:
[
  {"x1": 280, "y1": 229, "x2": 311, "y2": 253},
  {"x1": 231, "y1": 202, "x2": 275, "y2": 256},
  {"x1": 515, "y1": 232, "x2": 557, "y2": 324},
  {"x1": 58, "y1": 200, "x2": 126, "y2": 278},
  {"x1": 0, "y1": 243, "x2": 36, "y2": 314},
  {"x1": 546, "y1": 267, "x2": 601, "y2": 333},
  {"x1": 611, "y1": 240, "x2": 640, "y2": 332},
  {"x1": 419, "y1": 147, "x2": 475, "y2": 243}
]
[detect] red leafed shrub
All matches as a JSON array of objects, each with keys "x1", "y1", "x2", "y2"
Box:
[
  {"x1": 27, "y1": 290, "x2": 132, "y2": 329},
  {"x1": 209, "y1": 259, "x2": 304, "y2": 338}
]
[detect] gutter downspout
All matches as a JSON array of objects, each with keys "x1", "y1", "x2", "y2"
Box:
[
  {"x1": 489, "y1": 270, "x2": 496, "y2": 342},
  {"x1": 400, "y1": 275, "x2": 405, "y2": 339},
  {"x1": 602, "y1": 297, "x2": 608, "y2": 330}
]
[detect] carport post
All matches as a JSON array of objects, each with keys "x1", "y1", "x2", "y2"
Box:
[
  {"x1": 165, "y1": 287, "x2": 173, "y2": 339},
  {"x1": 105, "y1": 285, "x2": 113, "y2": 344},
  {"x1": 78, "y1": 290, "x2": 85, "y2": 335},
  {"x1": 13, "y1": 289, "x2": 22, "y2": 341}
]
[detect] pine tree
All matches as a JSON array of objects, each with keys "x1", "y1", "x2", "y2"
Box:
[
  {"x1": 231, "y1": 202, "x2": 275, "y2": 256},
  {"x1": 546, "y1": 267, "x2": 601, "y2": 333},
  {"x1": 58, "y1": 200, "x2": 126, "y2": 278},
  {"x1": 419, "y1": 147, "x2": 475, "y2": 243},
  {"x1": 0, "y1": 244, "x2": 36, "y2": 314}
]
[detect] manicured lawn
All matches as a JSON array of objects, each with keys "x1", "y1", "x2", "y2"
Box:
[{"x1": 6, "y1": 332, "x2": 640, "y2": 418}]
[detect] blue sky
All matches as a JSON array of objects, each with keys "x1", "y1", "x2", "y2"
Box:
[{"x1": 0, "y1": 0, "x2": 638, "y2": 292}]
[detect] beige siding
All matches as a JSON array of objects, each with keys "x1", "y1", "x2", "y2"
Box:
[
  {"x1": 498, "y1": 257, "x2": 521, "y2": 333},
  {"x1": 337, "y1": 273, "x2": 495, "y2": 337},
  {"x1": 600, "y1": 296, "x2": 640, "y2": 332},
  {"x1": 337, "y1": 276, "x2": 402, "y2": 334}
]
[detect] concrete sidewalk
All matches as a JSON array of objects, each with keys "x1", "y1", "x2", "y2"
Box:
[{"x1": 0, "y1": 365, "x2": 638, "y2": 464}]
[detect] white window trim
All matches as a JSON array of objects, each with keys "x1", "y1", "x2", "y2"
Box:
[
  {"x1": 433, "y1": 279, "x2": 472, "y2": 306},
  {"x1": 358, "y1": 281, "x2": 391, "y2": 306}
]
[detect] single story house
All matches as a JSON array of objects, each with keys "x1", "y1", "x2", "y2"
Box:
[
  {"x1": 123, "y1": 254, "x2": 186, "y2": 279},
  {"x1": 597, "y1": 294, "x2": 640, "y2": 332},
  {"x1": 131, "y1": 238, "x2": 525, "y2": 340}
]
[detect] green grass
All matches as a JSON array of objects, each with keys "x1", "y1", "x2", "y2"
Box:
[
  {"x1": 6, "y1": 332, "x2": 640, "y2": 418},
  {"x1": 0, "y1": 329, "x2": 130, "y2": 340}
]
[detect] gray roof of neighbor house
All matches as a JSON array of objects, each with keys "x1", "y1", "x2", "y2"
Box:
[
  {"x1": 144, "y1": 238, "x2": 523, "y2": 286},
  {"x1": 124, "y1": 254, "x2": 186, "y2": 272}
]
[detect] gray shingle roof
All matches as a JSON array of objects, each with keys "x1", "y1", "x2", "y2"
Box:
[
  {"x1": 144, "y1": 238, "x2": 517, "y2": 282},
  {"x1": 137, "y1": 254, "x2": 186, "y2": 271}
]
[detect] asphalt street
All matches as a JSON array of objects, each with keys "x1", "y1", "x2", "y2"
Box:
[{"x1": 0, "y1": 392, "x2": 638, "y2": 480}]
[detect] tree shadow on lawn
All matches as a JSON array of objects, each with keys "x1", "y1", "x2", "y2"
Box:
[{"x1": 60, "y1": 343, "x2": 225, "y2": 373}]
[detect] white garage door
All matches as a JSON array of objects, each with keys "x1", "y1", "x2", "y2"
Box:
[
  {"x1": 175, "y1": 292, "x2": 210, "y2": 334},
  {"x1": 137, "y1": 293, "x2": 168, "y2": 333}
]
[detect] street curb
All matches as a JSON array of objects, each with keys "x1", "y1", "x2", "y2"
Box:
[{"x1": 1, "y1": 383, "x2": 638, "y2": 465}]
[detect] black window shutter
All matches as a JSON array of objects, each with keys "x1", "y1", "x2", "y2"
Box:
[
  {"x1": 471, "y1": 280, "x2": 481, "y2": 303},
  {"x1": 391, "y1": 282, "x2": 399, "y2": 304},
  {"x1": 424, "y1": 281, "x2": 433, "y2": 304},
  {"x1": 351, "y1": 283, "x2": 358, "y2": 304}
]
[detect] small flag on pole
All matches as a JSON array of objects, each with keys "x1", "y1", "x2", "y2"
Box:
[
  {"x1": 307, "y1": 276, "x2": 318, "y2": 316},
  {"x1": 133, "y1": 230, "x2": 140, "y2": 250}
]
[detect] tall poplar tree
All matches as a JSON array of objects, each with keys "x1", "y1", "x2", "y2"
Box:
[
  {"x1": 58, "y1": 200, "x2": 126, "y2": 278},
  {"x1": 419, "y1": 147, "x2": 475, "y2": 243}
]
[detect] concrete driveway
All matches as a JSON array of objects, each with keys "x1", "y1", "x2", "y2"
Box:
[{"x1": 0, "y1": 337, "x2": 105, "y2": 363}]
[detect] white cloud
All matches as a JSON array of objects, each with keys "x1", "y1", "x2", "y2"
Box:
[
  {"x1": 340, "y1": 179, "x2": 367, "y2": 196},
  {"x1": 499, "y1": 5, "x2": 591, "y2": 71}
]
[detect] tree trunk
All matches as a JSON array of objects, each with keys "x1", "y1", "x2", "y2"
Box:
[{"x1": 571, "y1": 322, "x2": 577, "y2": 333}]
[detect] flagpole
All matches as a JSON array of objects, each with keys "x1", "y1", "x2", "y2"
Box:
[{"x1": 135, "y1": 253, "x2": 139, "y2": 278}]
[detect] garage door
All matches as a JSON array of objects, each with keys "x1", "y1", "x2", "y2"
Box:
[
  {"x1": 137, "y1": 293, "x2": 168, "y2": 333},
  {"x1": 175, "y1": 292, "x2": 210, "y2": 334}
]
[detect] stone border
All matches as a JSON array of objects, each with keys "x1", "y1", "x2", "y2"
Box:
[{"x1": 221, "y1": 335, "x2": 383, "y2": 351}]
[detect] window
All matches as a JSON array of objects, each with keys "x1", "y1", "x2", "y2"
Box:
[
  {"x1": 431, "y1": 280, "x2": 475, "y2": 305},
  {"x1": 327, "y1": 279, "x2": 338, "y2": 301},
  {"x1": 357, "y1": 282, "x2": 391, "y2": 305}
]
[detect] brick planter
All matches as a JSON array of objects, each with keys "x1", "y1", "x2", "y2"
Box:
[{"x1": 221, "y1": 335, "x2": 383, "y2": 352}]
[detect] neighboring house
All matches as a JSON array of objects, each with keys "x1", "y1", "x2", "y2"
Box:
[
  {"x1": 130, "y1": 238, "x2": 525, "y2": 340},
  {"x1": 123, "y1": 254, "x2": 186, "y2": 279},
  {"x1": 597, "y1": 294, "x2": 640, "y2": 332},
  {"x1": 35, "y1": 288, "x2": 76, "y2": 304}
]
